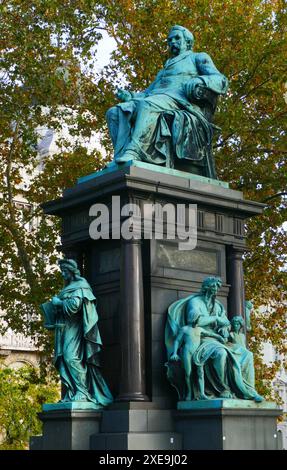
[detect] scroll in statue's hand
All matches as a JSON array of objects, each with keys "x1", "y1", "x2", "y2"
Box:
[
  {"x1": 184, "y1": 78, "x2": 206, "y2": 101},
  {"x1": 193, "y1": 84, "x2": 206, "y2": 100}
]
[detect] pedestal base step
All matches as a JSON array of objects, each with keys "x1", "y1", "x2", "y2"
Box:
[{"x1": 90, "y1": 432, "x2": 182, "y2": 450}]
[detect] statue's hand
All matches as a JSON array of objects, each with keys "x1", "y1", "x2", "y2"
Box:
[
  {"x1": 217, "y1": 317, "x2": 230, "y2": 327},
  {"x1": 170, "y1": 353, "x2": 180, "y2": 362},
  {"x1": 52, "y1": 296, "x2": 62, "y2": 307},
  {"x1": 218, "y1": 336, "x2": 227, "y2": 344},
  {"x1": 116, "y1": 89, "x2": 132, "y2": 102}
]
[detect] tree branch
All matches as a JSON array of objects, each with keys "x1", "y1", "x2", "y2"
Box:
[
  {"x1": 238, "y1": 76, "x2": 274, "y2": 102},
  {"x1": 3, "y1": 125, "x2": 39, "y2": 300},
  {"x1": 263, "y1": 192, "x2": 287, "y2": 203}
]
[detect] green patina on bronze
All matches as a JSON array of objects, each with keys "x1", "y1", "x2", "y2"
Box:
[
  {"x1": 106, "y1": 25, "x2": 228, "y2": 178},
  {"x1": 165, "y1": 277, "x2": 263, "y2": 403},
  {"x1": 41, "y1": 259, "x2": 113, "y2": 408}
]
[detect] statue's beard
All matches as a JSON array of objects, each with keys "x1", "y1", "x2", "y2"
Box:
[
  {"x1": 170, "y1": 45, "x2": 180, "y2": 55},
  {"x1": 64, "y1": 276, "x2": 74, "y2": 286}
]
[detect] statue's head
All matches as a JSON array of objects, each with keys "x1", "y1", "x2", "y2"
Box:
[
  {"x1": 168, "y1": 25, "x2": 194, "y2": 56},
  {"x1": 230, "y1": 315, "x2": 244, "y2": 333},
  {"x1": 200, "y1": 276, "x2": 222, "y2": 296},
  {"x1": 58, "y1": 258, "x2": 81, "y2": 284},
  {"x1": 245, "y1": 300, "x2": 253, "y2": 311}
]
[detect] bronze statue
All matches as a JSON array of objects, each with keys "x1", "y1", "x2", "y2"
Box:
[
  {"x1": 106, "y1": 25, "x2": 228, "y2": 178},
  {"x1": 41, "y1": 259, "x2": 113, "y2": 407},
  {"x1": 165, "y1": 277, "x2": 263, "y2": 402}
]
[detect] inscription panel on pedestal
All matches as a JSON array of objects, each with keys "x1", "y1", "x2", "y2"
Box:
[
  {"x1": 97, "y1": 248, "x2": 121, "y2": 274},
  {"x1": 156, "y1": 242, "x2": 219, "y2": 274}
]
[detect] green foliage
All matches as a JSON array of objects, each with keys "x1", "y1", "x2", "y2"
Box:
[
  {"x1": 0, "y1": 364, "x2": 60, "y2": 449},
  {"x1": 0, "y1": 1, "x2": 107, "y2": 360},
  {"x1": 0, "y1": 0, "x2": 286, "y2": 396}
]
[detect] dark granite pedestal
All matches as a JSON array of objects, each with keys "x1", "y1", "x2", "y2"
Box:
[
  {"x1": 30, "y1": 402, "x2": 182, "y2": 450},
  {"x1": 33, "y1": 161, "x2": 282, "y2": 450},
  {"x1": 31, "y1": 400, "x2": 282, "y2": 450},
  {"x1": 175, "y1": 400, "x2": 282, "y2": 450},
  {"x1": 90, "y1": 402, "x2": 182, "y2": 450},
  {"x1": 30, "y1": 403, "x2": 102, "y2": 450}
]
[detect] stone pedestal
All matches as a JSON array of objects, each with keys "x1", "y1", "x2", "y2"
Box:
[
  {"x1": 30, "y1": 403, "x2": 101, "y2": 450},
  {"x1": 90, "y1": 402, "x2": 182, "y2": 450},
  {"x1": 43, "y1": 161, "x2": 265, "y2": 408},
  {"x1": 31, "y1": 400, "x2": 282, "y2": 450},
  {"x1": 36, "y1": 161, "x2": 281, "y2": 450},
  {"x1": 174, "y1": 400, "x2": 282, "y2": 450}
]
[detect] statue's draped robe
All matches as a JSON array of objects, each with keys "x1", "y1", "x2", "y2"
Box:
[
  {"x1": 107, "y1": 51, "x2": 228, "y2": 177},
  {"x1": 165, "y1": 294, "x2": 258, "y2": 400},
  {"x1": 228, "y1": 332, "x2": 255, "y2": 388},
  {"x1": 54, "y1": 278, "x2": 113, "y2": 406}
]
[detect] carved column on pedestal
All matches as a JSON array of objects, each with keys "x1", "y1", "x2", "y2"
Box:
[
  {"x1": 116, "y1": 238, "x2": 149, "y2": 401},
  {"x1": 227, "y1": 245, "x2": 246, "y2": 321}
]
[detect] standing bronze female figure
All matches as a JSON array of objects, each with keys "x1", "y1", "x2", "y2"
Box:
[{"x1": 43, "y1": 258, "x2": 113, "y2": 407}]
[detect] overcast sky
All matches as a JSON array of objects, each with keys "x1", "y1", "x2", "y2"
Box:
[{"x1": 95, "y1": 30, "x2": 116, "y2": 71}]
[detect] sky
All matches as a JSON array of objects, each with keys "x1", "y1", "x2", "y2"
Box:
[{"x1": 95, "y1": 30, "x2": 117, "y2": 71}]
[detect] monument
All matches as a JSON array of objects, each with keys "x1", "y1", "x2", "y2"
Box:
[{"x1": 30, "y1": 25, "x2": 282, "y2": 450}]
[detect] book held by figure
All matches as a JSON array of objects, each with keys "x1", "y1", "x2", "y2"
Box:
[{"x1": 41, "y1": 302, "x2": 57, "y2": 329}]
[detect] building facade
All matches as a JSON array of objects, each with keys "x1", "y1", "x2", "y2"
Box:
[{"x1": 263, "y1": 341, "x2": 287, "y2": 449}]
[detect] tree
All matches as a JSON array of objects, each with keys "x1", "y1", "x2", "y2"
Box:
[
  {"x1": 0, "y1": 363, "x2": 59, "y2": 449},
  {"x1": 0, "y1": 1, "x2": 106, "y2": 358},
  {"x1": 0, "y1": 0, "x2": 286, "y2": 397}
]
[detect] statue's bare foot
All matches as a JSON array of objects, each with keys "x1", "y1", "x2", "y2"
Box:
[
  {"x1": 219, "y1": 390, "x2": 233, "y2": 399},
  {"x1": 253, "y1": 393, "x2": 264, "y2": 403},
  {"x1": 185, "y1": 394, "x2": 192, "y2": 401},
  {"x1": 59, "y1": 395, "x2": 70, "y2": 403},
  {"x1": 73, "y1": 392, "x2": 87, "y2": 401},
  {"x1": 198, "y1": 394, "x2": 208, "y2": 400}
]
